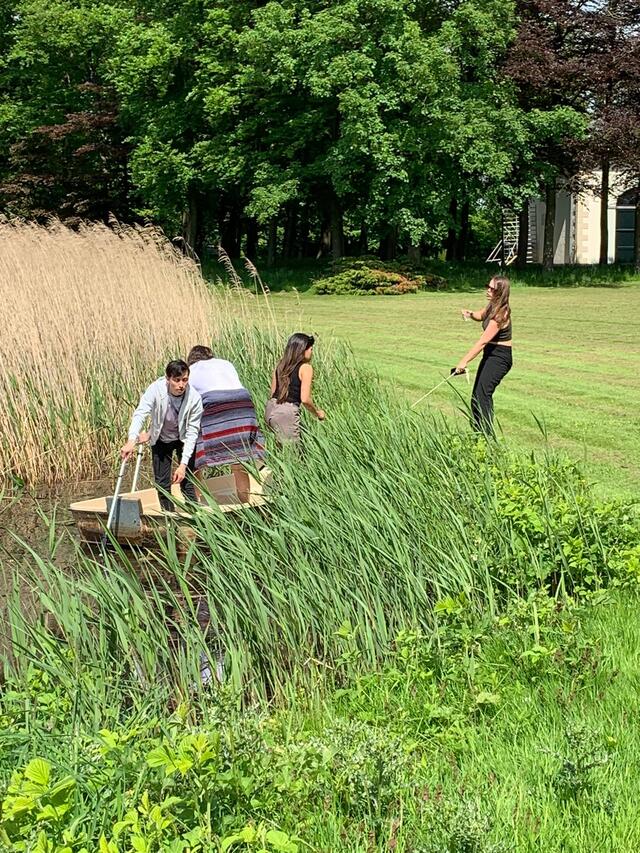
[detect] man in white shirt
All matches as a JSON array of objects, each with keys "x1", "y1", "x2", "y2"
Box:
[
  {"x1": 186, "y1": 345, "x2": 265, "y2": 503},
  {"x1": 120, "y1": 360, "x2": 203, "y2": 511}
]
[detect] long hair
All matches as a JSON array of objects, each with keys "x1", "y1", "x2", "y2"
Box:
[
  {"x1": 488, "y1": 276, "x2": 511, "y2": 327},
  {"x1": 275, "y1": 333, "x2": 315, "y2": 403}
]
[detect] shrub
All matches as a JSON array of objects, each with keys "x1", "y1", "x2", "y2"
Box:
[
  {"x1": 314, "y1": 257, "x2": 447, "y2": 295},
  {"x1": 488, "y1": 453, "x2": 639, "y2": 593}
]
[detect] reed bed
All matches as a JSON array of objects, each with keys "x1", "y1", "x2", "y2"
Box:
[
  {"x1": 0, "y1": 220, "x2": 223, "y2": 487},
  {"x1": 2, "y1": 221, "x2": 636, "y2": 699},
  {"x1": 6, "y1": 332, "x2": 634, "y2": 704}
]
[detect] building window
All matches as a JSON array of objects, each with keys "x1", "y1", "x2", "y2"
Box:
[{"x1": 616, "y1": 189, "x2": 637, "y2": 264}]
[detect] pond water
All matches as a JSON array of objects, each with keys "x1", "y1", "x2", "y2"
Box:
[
  {"x1": 0, "y1": 475, "x2": 216, "y2": 685},
  {"x1": 0, "y1": 478, "x2": 114, "y2": 596}
]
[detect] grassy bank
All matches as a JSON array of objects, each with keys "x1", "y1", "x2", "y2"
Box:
[
  {"x1": 3, "y1": 562, "x2": 640, "y2": 850},
  {"x1": 267, "y1": 286, "x2": 640, "y2": 500},
  {"x1": 3, "y1": 326, "x2": 640, "y2": 849}
]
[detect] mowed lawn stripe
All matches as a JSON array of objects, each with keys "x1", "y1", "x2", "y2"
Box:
[{"x1": 268, "y1": 286, "x2": 640, "y2": 499}]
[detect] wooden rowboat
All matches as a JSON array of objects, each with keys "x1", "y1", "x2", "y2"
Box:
[{"x1": 69, "y1": 469, "x2": 270, "y2": 548}]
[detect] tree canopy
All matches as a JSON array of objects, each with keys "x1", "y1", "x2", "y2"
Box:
[{"x1": 0, "y1": 0, "x2": 638, "y2": 263}]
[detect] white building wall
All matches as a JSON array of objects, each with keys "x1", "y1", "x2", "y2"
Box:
[
  {"x1": 532, "y1": 170, "x2": 635, "y2": 265},
  {"x1": 533, "y1": 203, "x2": 545, "y2": 264},
  {"x1": 531, "y1": 187, "x2": 573, "y2": 264},
  {"x1": 574, "y1": 188, "x2": 599, "y2": 264}
]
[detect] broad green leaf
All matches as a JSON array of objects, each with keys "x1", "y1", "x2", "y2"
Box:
[
  {"x1": 24, "y1": 758, "x2": 51, "y2": 789},
  {"x1": 99, "y1": 836, "x2": 120, "y2": 853},
  {"x1": 131, "y1": 836, "x2": 150, "y2": 853},
  {"x1": 265, "y1": 829, "x2": 298, "y2": 852},
  {"x1": 474, "y1": 691, "x2": 500, "y2": 706}
]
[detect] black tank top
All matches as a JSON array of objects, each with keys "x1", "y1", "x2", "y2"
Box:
[
  {"x1": 275, "y1": 365, "x2": 302, "y2": 405},
  {"x1": 482, "y1": 305, "x2": 512, "y2": 343}
]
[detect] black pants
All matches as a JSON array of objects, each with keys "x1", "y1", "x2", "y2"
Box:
[
  {"x1": 151, "y1": 439, "x2": 196, "y2": 511},
  {"x1": 471, "y1": 344, "x2": 512, "y2": 435}
]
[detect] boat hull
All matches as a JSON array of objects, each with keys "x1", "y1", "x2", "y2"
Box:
[{"x1": 69, "y1": 470, "x2": 270, "y2": 547}]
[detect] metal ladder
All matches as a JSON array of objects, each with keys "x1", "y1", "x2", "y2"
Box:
[{"x1": 487, "y1": 202, "x2": 537, "y2": 265}]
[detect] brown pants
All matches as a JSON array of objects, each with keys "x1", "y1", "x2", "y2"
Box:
[{"x1": 265, "y1": 399, "x2": 301, "y2": 443}]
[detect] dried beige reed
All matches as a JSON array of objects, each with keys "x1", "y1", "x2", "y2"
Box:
[
  {"x1": 0, "y1": 220, "x2": 220, "y2": 487},
  {"x1": 244, "y1": 255, "x2": 271, "y2": 296},
  {"x1": 217, "y1": 245, "x2": 244, "y2": 291}
]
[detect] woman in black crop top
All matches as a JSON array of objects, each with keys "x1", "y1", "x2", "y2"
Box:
[
  {"x1": 454, "y1": 275, "x2": 512, "y2": 435},
  {"x1": 265, "y1": 333, "x2": 325, "y2": 444}
]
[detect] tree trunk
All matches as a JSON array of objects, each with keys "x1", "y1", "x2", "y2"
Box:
[
  {"x1": 378, "y1": 229, "x2": 397, "y2": 260},
  {"x1": 357, "y1": 224, "x2": 368, "y2": 255},
  {"x1": 455, "y1": 200, "x2": 469, "y2": 261},
  {"x1": 599, "y1": 152, "x2": 610, "y2": 266},
  {"x1": 330, "y1": 196, "x2": 344, "y2": 260},
  {"x1": 267, "y1": 217, "x2": 277, "y2": 267},
  {"x1": 298, "y1": 212, "x2": 310, "y2": 258},
  {"x1": 181, "y1": 188, "x2": 199, "y2": 258},
  {"x1": 445, "y1": 196, "x2": 458, "y2": 261},
  {"x1": 316, "y1": 217, "x2": 331, "y2": 259},
  {"x1": 516, "y1": 200, "x2": 529, "y2": 269},
  {"x1": 635, "y1": 182, "x2": 640, "y2": 274},
  {"x1": 245, "y1": 217, "x2": 258, "y2": 260},
  {"x1": 283, "y1": 204, "x2": 298, "y2": 259},
  {"x1": 220, "y1": 207, "x2": 242, "y2": 258},
  {"x1": 407, "y1": 240, "x2": 421, "y2": 264},
  {"x1": 543, "y1": 181, "x2": 556, "y2": 271}
]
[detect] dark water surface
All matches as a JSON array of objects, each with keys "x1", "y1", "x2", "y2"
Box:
[
  {"x1": 0, "y1": 479, "x2": 110, "y2": 660},
  {"x1": 0, "y1": 478, "x2": 114, "y2": 597},
  {"x1": 0, "y1": 474, "x2": 212, "y2": 670}
]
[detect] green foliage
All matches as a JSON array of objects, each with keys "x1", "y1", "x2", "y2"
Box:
[
  {"x1": 548, "y1": 725, "x2": 613, "y2": 805},
  {"x1": 0, "y1": 0, "x2": 589, "y2": 257},
  {"x1": 314, "y1": 257, "x2": 447, "y2": 295},
  {"x1": 2, "y1": 300, "x2": 640, "y2": 850},
  {"x1": 332, "y1": 589, "x2": 608, "y2": 756},
  {"x1": 414, "y1": 796, "x2": 506, "y2": 853},
  {"x1": 490, "y1": 453, "x2": 639, "y2": 592},
  {"x1": 3, "y1": 322, "x2": 639, "y2": 697},
  {"x1": 221, "y1": 825, "x2": 299, "y2": 853},
  {"x1": 1, "y1": 758, "x2": 76, "y2": 850},
  {"x1": 2, "y1": 588, "x2": 637, "y2": 850}
]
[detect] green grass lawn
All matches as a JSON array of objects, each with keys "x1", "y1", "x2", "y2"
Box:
[{"x1": 266, "y1": 285, "x2": 640, "y2": 501}]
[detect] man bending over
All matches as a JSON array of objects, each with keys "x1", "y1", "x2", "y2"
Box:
[{"x1": 120, "y1": 360, "x2": 203, "y2": 511}]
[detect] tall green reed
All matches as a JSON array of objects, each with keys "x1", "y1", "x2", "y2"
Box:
[{"x1": 4, "y1": 326, "x2": 632, "y2": 715}]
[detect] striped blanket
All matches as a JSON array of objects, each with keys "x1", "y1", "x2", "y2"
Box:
[{"x1": 194, "y1": 389, "x2": 265, "y2": 469}]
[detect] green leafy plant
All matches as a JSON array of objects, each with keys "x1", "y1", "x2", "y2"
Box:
[
  {"x1": 221, "y1": 824, "x2": 299, "y2": 852},
  {"x1": 0, "y1": 759, "x2": 76, "y2": 850},
  {"x1": 314, "y1": 257, "x2": 447, "y2": 295},
  {"x1": 547, "y1": 725, "x2": 613, "y2": 804}
]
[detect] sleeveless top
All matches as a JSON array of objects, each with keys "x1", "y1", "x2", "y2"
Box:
[
  {"x1": 274, "y1": 364, "x2": 302, "y2": 405},
  {"x1": 482, "y1": 304, "x2": 512, "y2": 343}
]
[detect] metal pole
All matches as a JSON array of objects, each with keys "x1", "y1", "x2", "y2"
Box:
[
  {"x1": 102, "y1": 456, "x2": 128, "y2": 545},
  {"x1": 500, "y1": 209, "x2": 505, "y2": 271},
  {"x1": 131, "y1": 443, "x2": 144, "y2": 492},
  {"x1": 411, "y1": 368, "x2": 469, "y2": 409}
]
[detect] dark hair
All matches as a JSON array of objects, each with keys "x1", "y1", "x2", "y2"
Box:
[
  {"x1": 275, "y1": 333, "x2": 315, "y2": 404},
  {"x1": 488, "y1": 276, "x2": 511, "y2": 327},
  {"x1": 165, "y1": 359, "x2": 189, "y2": 378},
  {"x1": 187, "y1": 345, "x2": 214, "y2": 366}
]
